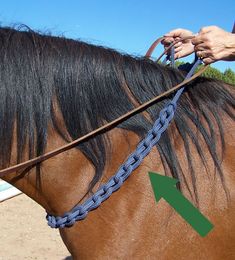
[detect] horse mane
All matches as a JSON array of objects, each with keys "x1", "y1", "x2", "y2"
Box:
[{"x1": 0, "y1": 25, "x2": 234, "y2": 201}]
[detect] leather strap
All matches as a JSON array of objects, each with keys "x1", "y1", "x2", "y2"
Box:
[
  {"x1": 0, "y1": 37, "x2": 207, "y2": 176},
  {"x1": 145, "y1": 35, "x2": 195, "y2": 62}
]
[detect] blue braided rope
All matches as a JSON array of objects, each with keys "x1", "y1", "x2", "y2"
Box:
[
  {"x1": 46, "y1": 56, "x2": 202, "y2": 228},
  {"x1": 162, "y1": 46, "x2": 175, "y2": 67}
]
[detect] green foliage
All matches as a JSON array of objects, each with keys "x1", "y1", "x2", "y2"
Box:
[
  {"x1": 175, "y1": 61, "x2": 235, "y2": 85},
  {"x1": 223, "y1": 68, "x2": 235, "y2": 85},
  {"x1": 202, "y1": 66, "x2": 235, "y2": 85},
  {"x1": 201, "y1": 66, "x2": 224, "y2": 81}
]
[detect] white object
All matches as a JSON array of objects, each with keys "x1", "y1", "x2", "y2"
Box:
[{"x1": 0, "y1": 180, "x2": 22, "y2": 202}]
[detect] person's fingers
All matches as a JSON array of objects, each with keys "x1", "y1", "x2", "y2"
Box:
[
  {"x1": 199, "y1": 25, "x2": 218, "y2": 34},
  {"x1": 162, "y1": 37, "x2": 174, "y2": 42},
  {"x1": 199, "y1": 27, "x2": 210, "y2": 34},
  {"x1": 174, "y1": 46, "x2": 183, "y2": 53},
  {"x1": 194, "y1": 43, "x2": 210, "y2": 51},
  {"x1": 175, "y1": 51, "x2": 188, "y2": 59},
  {"x1": 175, "y1": 53, "x2": 180, "y2": 59},
  {"x1": 165, "y1": 28, "x2": 193, "y2": 38},
  {"x1": 164, "y1": 43, "x2": 183, "y2": 56},
  {"x1": 191, "y1": 36, "x2": 204, "y2": 45},
  {"x1": 174, "y1": 36, "x2": 181, "y2": 41},
  {"x1": 202, "y1": 57, "x2": 214, "y2": 64},
  {"x1": 174, "y1": 50, "x2": 190, "y2": 59},
  {"x1": 196, "y1": 50, "x2": 203, "y2": 58},
  {"x1": 164, "y1": 29, "x2": 184, "y2": 38},
  {"x1": 162, "y1": 37, "x2": 184, "y2": 48},
  {"x1": 174, "y1": 42, "x2": 182, "y2": 48},
  {"x1": 161, "y1": 37, "x2": 174, "y2": 45},
  {"x1": 196, "y1": 50, "x2": 210, "y2": 60},
  {"x1": 161, "y1": 29, "x2": 195, "y2": 59}
]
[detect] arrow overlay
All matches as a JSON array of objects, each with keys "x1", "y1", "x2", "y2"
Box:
[{"x1": 148, "y1": 172, "x2": 214, "y2": 237}]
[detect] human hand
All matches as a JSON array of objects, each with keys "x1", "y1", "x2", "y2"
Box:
[
  {"x1": 161, "y1": 28, "x2": 194, "y2": 59},
  {"x1": 192, "y1": 26, "x2": 235, "y2": 64}
]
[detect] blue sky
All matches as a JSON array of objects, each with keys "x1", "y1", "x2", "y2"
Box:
[{"x1": 0, "y1": 0, "x2": 234, "y2": 71}]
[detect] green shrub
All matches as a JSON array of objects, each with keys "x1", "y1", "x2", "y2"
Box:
[
  {"x1": 223, "y1": 68, "x2": 235, "y2": 85},
  {"x1": 174, "y1": 61, "x2": 235, "y2": 85}
]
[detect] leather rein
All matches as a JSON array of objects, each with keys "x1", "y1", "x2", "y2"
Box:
[{"x1": 0, "y1": 36, "x2": 207, "y2": 176}]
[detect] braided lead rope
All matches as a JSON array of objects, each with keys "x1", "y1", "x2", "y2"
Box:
[
  {"x1": 46, "y1": 56, "x2": 202, "y2": 228},
  {"x1": 46, "y1": 100, "x2": 177, "y2": 228},
  {"x1": 162, "y1": 47, "x2": 175, "y2": 67}
]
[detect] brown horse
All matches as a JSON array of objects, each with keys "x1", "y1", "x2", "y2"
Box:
[{"x1": 0, "y1": 26, "x2": 235, "y2": 259}]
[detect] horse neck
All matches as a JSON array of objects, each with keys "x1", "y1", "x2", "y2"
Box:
[{"x1": 58, "y1": 115, "x2": 235, "y2": 259}]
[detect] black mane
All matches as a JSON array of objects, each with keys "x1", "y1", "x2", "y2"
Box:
[{"x1": 0, "y1": 26, "x2": 234, "y2": 201}]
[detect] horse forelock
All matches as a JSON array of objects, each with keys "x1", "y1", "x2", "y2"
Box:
[{"x1": 0, "y1": 25, "x2": 234, "y2": 201}]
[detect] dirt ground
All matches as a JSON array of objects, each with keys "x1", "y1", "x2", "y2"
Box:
[{"x1": 0, "y1": 194, "x2": 71, "y2": 260}]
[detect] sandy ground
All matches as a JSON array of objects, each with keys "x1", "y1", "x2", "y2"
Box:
[{"x1": 0, "y1": 194, "x2": 71, "y2": 260}]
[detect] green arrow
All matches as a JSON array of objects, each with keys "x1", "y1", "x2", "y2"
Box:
[{"x1": 148, "y1": 172, "x2": 214, "y2": 237}]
